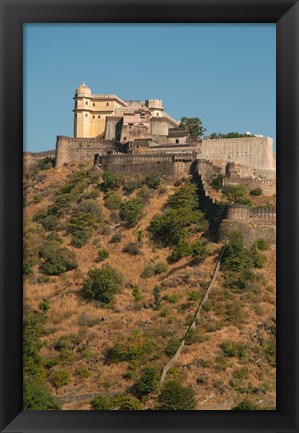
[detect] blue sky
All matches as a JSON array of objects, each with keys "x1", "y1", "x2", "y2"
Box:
[{"x1": 24, "y1": 24, "x2": 276, "y2": 152}]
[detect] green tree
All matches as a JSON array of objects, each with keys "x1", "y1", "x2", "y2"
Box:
[
  {"x1": 91, "y1": 395, "x2": 113, "y2": 410},
  {"x1": 82, "y1": 265, "x2": 123, "y2": 305},
  {"x1": 179, "y1": 117, "x2": 206, "y2": 138},
  {"x1": 158, "y1": 380, "x2": 196, "y2": 410},
  {"x1": 101, "y1": 171, "x2": 120, "y2": 192},
  {"x1": 153, "y1": 286, "x2": 161, "y2": 310},
  {"x1": 120, "y1": 199, "x2": 144, "y2": 227},
  {"x1": 24, "y1": 380, "x2": 60, "y2": 410},
  {"x1": 133, "y1": 367, "x2": 160, "y2": 398}
]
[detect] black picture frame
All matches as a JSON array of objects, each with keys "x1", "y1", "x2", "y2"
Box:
[{"x1": 0, "y1": 0, "x2": 298, "y2": 432}]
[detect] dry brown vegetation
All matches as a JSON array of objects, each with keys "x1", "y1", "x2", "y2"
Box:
[{"x1": 23, "y1": 161, "x2": 276, "y2": 410}]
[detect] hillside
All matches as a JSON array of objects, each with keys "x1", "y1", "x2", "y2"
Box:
[{"x1": 23, "y1": 158, "x2": 276, "y2": 411}]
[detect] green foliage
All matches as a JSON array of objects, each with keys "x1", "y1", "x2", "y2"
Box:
[
  {"x1": 82, "y1": 265, "x2": 123, "y2": 305},
  {"x1": 109, "y1": 233, "x2": 122, "y2": 243},
  {"x1": 69, "y1": 199, "x2": 101, "y2": 247},
  {"x1": 165, "y1": 338, "x2": 181, "y2": 357},
  {"x1": 179, "y1": 117, "x2": 206, "y2": 138},
  {"x1": 232, "y1": 367, "x2": 249, "y2": 379},
  {"x1": 264, "y1": 336, "x2": 276, "y2": 367},
  {"x1": 132, "y1": 285, "x2": 141, "y2": 302},
  {"x1": 123, "y1": 179, "x2": 141, "y2": 195},
  {"x1": 75, "y1": 366, "x2": 91, "y2": 378},
  {"x1": 170, "y1": 241, "x2": 191, "y2": 262},
  {"x1": 39, "y1": 299, "x2": 50, "y2": 312},
  {"x1": 109, "y1": 333, "x2": 157, "y2": 363},
  {"x1": 97, "y1": 248, "x2": 110, "y2": 262},
  {"x1": 255, "y1": 238, "x2": 269, "y2": 251},
  {"x1": 221, "y1": 340, "x2": 247, "y2": 359},
  {"x1": 209, "y1": 132, "x2": 254, "y2": 139},
  {"x1": 222, "y1": 185, "x2": 247, "y2": 204},
  {"x1": 141, "y1": 262, "x2": 168, "y2": 278},
  {"x1": 184, "y1": 329, "x2": 204, "y2": 345},
  {"x1": 123, "y1": 242, "x2": 141, "y2": 255},
  {"x1": 144, "y1": 174, "x2": 161, "y2": 190},
  {"x1": 232, "y1": 400, "x2": 261, "y2": 410},
  {"x1": 187, "y1": 291, "x2": 201, "y2": 301},
  {"x1": 120, "y1": 199, "x2": 144, "y2": 227},
  {"x1": 33, "y1": 213, "x2": 59, "y2": 231},
  {"x1": 158, "y1": 380, "x2": 196, "y2": 410},
  {"x1": 101, "y1": 171, "x2": 120, "y2": 192},
  {"x1": 250, "y1": 245, "x2": 266, "y2": 268},
  {"x1": 40, "y1": 243, "x2": 78, "y2": 275},
  {"x1": 153, "y1": 286, "x2": 161, "y2": 310},
  {"x1": 114, "y1": 395, "x2": 143, "y2": 410},
  {"x1": 52, "y1": 369, "x2": 71, "y2": 388},
  {"x1": 211, "y1": 174, "x2": 225, "y2": 191},
  {"x1": 250, "y1": 188, "x2": 263, "y2": 196},
  {"x1": 91, "y1": 395, "x2": 113, "y2": 410},
  {"x1": 133, "y1": 367, "x2": 160, "y2": 398},
  {"x1": 191, "y1": 241, "x2": 208, "y2": 262},
  {"x1": 23, "y1": 312, "x2": 44, "y2": 365},
  {"x1": 150, "y1": 183, "x2": 205, "y2": 246},
  {"x1": 104, "y1": 192, "x2": 122, "y2": 209},
  {"x1": 23, "y1": 380, "x2": 60, "y2": 410},
  {"x1": 78, "y1": 312, "x2": 100, "y2": 328},
  {"x1": 54, "y1": 334, "x2": 80, "y2": 352}
]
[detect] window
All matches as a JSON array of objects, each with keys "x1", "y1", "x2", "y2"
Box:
[
  {"x1": 106, "y1": 102, "x2": 109, "y2": 106},
  {"x1": 92, "y1": 115, "x2": 95, "y2": 119},
  {"x1": 98, "y1": 115, "x2": 101, "y2": 119},
  {"x1": 93, "y1": 103, "x2": 95, "y2": 106},
  {"x1": 176, "y1": 139, "x2": 179, "y2": 144},
  {"x1": 85, "y1": 114, "x2": 88, "y2": 117},
  {"x1": 85, "y1": 101, "x2": 88, "y2": 105}
]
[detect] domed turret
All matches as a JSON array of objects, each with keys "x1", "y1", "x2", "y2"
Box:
[{"x1": 75, "y1": 80, "x2": 91, "y2": 96}]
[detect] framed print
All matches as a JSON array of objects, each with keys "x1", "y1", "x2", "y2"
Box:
[{"x1": 0, "y1": 0, "x2": 298, "y2": 432}]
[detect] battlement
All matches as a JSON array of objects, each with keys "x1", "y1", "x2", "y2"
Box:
[{"x1": 226, "y1": 204, "x2": 276, "y2": 221}]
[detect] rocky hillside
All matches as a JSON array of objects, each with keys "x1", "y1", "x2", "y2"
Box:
[{"x1": 23, "y1": 158, "x2": 276, "y2": 411}]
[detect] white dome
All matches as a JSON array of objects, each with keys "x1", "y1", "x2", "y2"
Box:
[{"x1": 75, "y1": 81, "x2": 91, "y2": 96}]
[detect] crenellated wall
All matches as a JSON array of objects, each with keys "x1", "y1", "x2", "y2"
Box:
[
  {"x1": 23, "y1": 150, "x2": 55, "y2": 167},
  {"x1": 202, "y1": 136, "x2": 276, "y2": 171},
  {"x1": 55, "y1": 136, "x2": 123, "y2": 167}
]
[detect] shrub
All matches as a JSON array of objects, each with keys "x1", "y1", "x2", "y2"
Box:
[
  {"x1": 123, "y1": 179, "x2": 141, "y2": 195},
  {"x1": 104, "y1": 192, "x2": 122, "y2": 210},
  {"x1": 144, "y1": 174, "x2": 161, "y2": 190},
  {"x1": 39, "y1": 215, "x2": 59, "y2": 231},
  {"x1": 52, "y1": 369, "x2": 71, "y2": 388},
  {"x1": 222, "y1": 185, "x2": 247, "y2": 203},
  {"x1": 188, "y1": 291, "x2": 201, "y2": 301},
  {"x1": 184, "y1": 329, "x2": 204, "y2": 345},
  {"x1": 69, "y1": 199, "x2": 101, "y2": 247},
  {"x1": 211, "y1": 174, "x2": 225, "y2": 191},
  {"x1": 255, "y1": 238, "x2": 269, "y2": 251},
  {"x1": 264, "y1": 336, "x2": 276, "y2": 367},
  {"x1": 141, "y1": 262, "x2": 168, "y2": 278},
  {"x1": 91, "y1": 395, "x2": 113, "y2": 410},
  {"x1": 54, "y1": 334, "x2": 80, "y2": 352},
  {"x1": 158, "y1": 380, "x2": 196, "y2": 410},
  {"x1": 23, "y1": 380, "x2": 60, "y2": 410},
  {"x1": 132, "y1": 285, "x2": 141, "y2": 302},
  {"x1": 136, "y1": 185, "x2": 151, "y2": 203},
  {"x1": 122, "y1": 242, "x2": 141, "y2": 255},
  {"x1": 232, "y1": 367, "x2": 249, "y2": 380},
  {"x1": 153, "y1": 286, "x2": 161, "y2": 310},
  {"x1": 109, "y1": 233, "x2": 122, "y2": 243},
  {"x1": 191, "y1": 241, "x2": 208, "y2": 262},
  {"x1": 170, "y1": 241, "x2": 191, "y2": 262},
  {"x1": 221, "y1": 340, "x2": 246, "y2": 359},
  {"x1": 250, "y1": 188, "x2": 263, "y2": 196},
  {"x1": 39, "y1": 299, "x2": 50, "y2": 313},
  {"x1": 109, "y1": 333, "x2": 156, "y2": 363},
  {"x1": 165, "y1": 338, "x2": 181, "y2": 357},
  {"x1": 232, "y1": 400, "x2": 261, "y2": 410},
  {"x1": 40, "y1": 246, "x2": 78, "y2": 275},
  {"x1": 114, "y1": 395, "x2": 143, "y2": 410},
  {"x1": 167, "y1": 183, "x2": 199, "y2": 210},
  {"x1": 133, "y1": 367, "x2": 160, "y2": 398},
  {"x1": 82, "y1": 265, "x2": 123, "y2": 305},
  {"x1": 97, "y1": 248, "x2": 110, "y2": 262},
  {"x1": 250, "y1": 246, "x2": 266, "y2": 268},
  {"x1": 101, "y1": 172, "x2": 120, "y2": 192},
  {"x1": 120, "y1": 199, "x2": 144, "y2": 227},
  {"x1": 78, "y1": 312, "x2": 100, "y2": 328},
  {"x1": 75, "y1": 366, "x2": 91, "y2": 378},
  {"x1": 163, "y1": 293, "x2": 180, "y2": 304}
]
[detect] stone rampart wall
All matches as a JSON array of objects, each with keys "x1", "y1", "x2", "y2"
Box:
[
  {"x1": 55, "y1": 136, "x2": 122, "y2": 167},
  {"x1": 202, "y1": 136, "x2": 275, "y2": 170},
  {"x1": 24, "y1": 150, "x2": 55, "y2": 167}
]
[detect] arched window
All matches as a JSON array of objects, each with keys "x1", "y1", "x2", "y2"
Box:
[
  {"x1": 106, "y1": 102, "x2": 109, "y2": 106},
  {"x1": 85, "y1": 114, "x2": 88, "y2": 117},
  {"x1": 176, "y1": 139, "x2": 179, "y2": 144},
  {"x1": 98, "y1": 115, "x2": 101, "y2": 119},
  {"x1": 85, "y1": 101, "x2": 88, "y2": 105},
  {"x1": 93, "y1": 103, "x2": 95, "y2": 106},
  {"x1": 92, "y1": 115, "x2": 95, "y2": 119}
]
